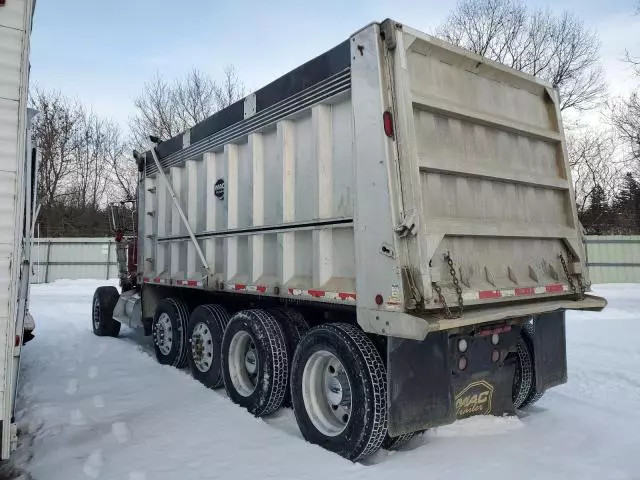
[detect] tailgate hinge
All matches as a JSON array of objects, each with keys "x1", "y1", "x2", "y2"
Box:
[
  {"x1": 394, "y1": 210, "x2": 418, "y2": 237},
  {"x1": 401, "y1": 267, "x2": 423, "y2": 310}
]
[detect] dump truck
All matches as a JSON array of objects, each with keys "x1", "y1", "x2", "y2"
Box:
[
  {"x1": 0, "y1": 0, "x2": 38, "y2": 460},
  {"x1": 92, "y1": 19, "x2": 607, "y2": 461}
]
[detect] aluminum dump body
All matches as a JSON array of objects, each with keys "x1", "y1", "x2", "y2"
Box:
[{"x1": 140, "y1": 20, "x2": 605, "y2": 340}]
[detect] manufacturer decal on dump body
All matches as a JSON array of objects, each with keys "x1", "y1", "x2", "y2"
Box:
[
  {"x1": 214, "y1": 179, "x2": 225, "y2": 200},
  {"x1": 455, "y1": 380, "x2": 494, "y2": 418}
]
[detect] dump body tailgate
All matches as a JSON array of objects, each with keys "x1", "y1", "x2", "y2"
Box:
[{"x1": 382, "y1": 21, "x2": 598, "y2": 314}]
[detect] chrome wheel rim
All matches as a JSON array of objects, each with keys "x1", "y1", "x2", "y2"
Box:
[
  {"x1": 155, "y1": 312, "x2": 173, "y2": 356},
  {"x1": 302, "y1": 350, "x2": 352, "y2": 437},
  {"x1": 191, "y1": 322, "x2": 214, "y2": 373},
  {"x1": 228, "y1": 330, "x2": 258, "y2": 397},
  {"x1": 92, "y1": 297, "x2": 101, "y2": 330}
]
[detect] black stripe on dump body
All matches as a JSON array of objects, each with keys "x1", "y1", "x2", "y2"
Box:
[
  {"x1": 586, "y1": 262, "x2": 640, "y2": 267},
  {"x1": 146, "y1": 69, "x2": 350, "y2": 174},
  {"x1": 157, "y1": 217, "x2": 354, "y2": 243},
  {"x1": 144, "y1": 39, "x2": 351, "y2": 167}
]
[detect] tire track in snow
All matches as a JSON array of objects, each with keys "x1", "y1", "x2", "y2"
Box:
[
  {"x1": 65, "y1": 379, "x2": 78, "y2": 395},
  {"x1": 112, "y1": 422, "x2": 130, "y2": 443},
  {"x1": 83, "y1": 450, "x2": 103, "y2": 479}
]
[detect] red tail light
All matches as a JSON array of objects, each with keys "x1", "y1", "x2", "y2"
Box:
[{"x1": 383, "y1": 111, "x2": 394, "y2": 138}]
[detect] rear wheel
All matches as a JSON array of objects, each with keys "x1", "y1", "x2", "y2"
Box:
[
  {"x1": 221, "y1": 310, "x2": 288, "y2": 417},
  {"x1": 187, "y1": 305, "x2": 230, "y2": 389},
  {"x1": 512, "y1": 320, "x2": 544, "y2": 409},
  {"x1": 520, "y1": 321, "x2": 545, "y2": 407},
  {"x1": 291, "y1": 323, "x2": 387, "y2": 461},
  {"x1": 269, "y1": 308, "x2": 309, "y2": 407},
  {"x1": 152, "y1": 298, "x2": 189, "y2": 368},
  {"x1": 92, "y1": 286, "x2": 121, "y2": 337}
]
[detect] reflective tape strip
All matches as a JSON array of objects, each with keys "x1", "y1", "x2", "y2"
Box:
[
  {"x1": 289, "y1": 288, "x2": 356, "y2": 302},
  {"x1": 461, "y1": 284, "x2": 569, "y2": 302},
  {"x1": 245, "y1": 285, "x2": 268, "y2": 293},
  {"x1": 174, "y1": 279, "x2": 203, "y2": 287}
]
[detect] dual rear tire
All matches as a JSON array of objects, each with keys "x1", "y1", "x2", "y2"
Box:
[
  {"x1": 290, "y1": 323, "x2": 388, "y2": 461},
  {"x1": 221, "y1": 310, "x2": 289, "y2": 416},
  {"x1": 513, "y1": 320, "x2": 545, "y2": 409}
]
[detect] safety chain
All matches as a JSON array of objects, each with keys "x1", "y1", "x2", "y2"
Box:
[
  {"x1": 432, "y1": 252, "x2": 464, "y2": 319},
  {"x1": 559, "y1": 253, "x2": 587, "y2": 299}
]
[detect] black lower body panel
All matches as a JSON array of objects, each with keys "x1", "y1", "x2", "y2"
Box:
[
  {"x1": 387, "y1": 332, "x2": 455, "y2": 437},
  {"x1": 533, "y1": 311, "x2": 568, "y2": 392},
  {"x1": 387, "y1": 324, "x2": 522, "y2": 436}
]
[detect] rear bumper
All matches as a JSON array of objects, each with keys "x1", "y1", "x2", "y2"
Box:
[
  {"x1": 359, "y1": 294, "x2": 606, "y2": 341},
  {"x1": 424, "y1": 294, "x2": 607, "y2": 332}
]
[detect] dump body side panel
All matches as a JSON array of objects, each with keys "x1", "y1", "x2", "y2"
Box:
[{"x1": 140, "y1": 43, "x2": 361, "y2": 311}]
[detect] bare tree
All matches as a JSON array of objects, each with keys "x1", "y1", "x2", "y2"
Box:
[
  {"x1": 437, "y1": 0, "x2": 606, "y2": 111},
  {"x1": 173, "y1": 70, "x2": 218, "y2": 129},
  {"x1": 104, "y1": 126, "x2": 137, "y2": 202},
  {"x1": 129, "y1": 66, "x2": 245, "y2": 150},
  {"x1": 31, "y1": 89, "x2": 135, "y2": 235},
  {"x1": 611, "y1": 93, "x2": 640, "y2": 165},
  {"x1": 129, "y1": 74, "x2": 181, "y2": 150},
  {"x1": 567, "y1": 129, "x2": 620, "y2": 215},
  {"x1": 214, "y1": 65, "x2": 245, "y2": 109},
  {"x1": 610, "y1": 3, "x2": 640, "y2": 166},
  {"x1": 30, "y1": 89, "x2": 84, "y2": 207},
  {"x1": 67, "y1": 111, "x2": 113, "y2": 209}
]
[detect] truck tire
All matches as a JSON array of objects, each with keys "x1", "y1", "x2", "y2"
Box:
[
  {"x1": 92, "y1": 286, "x2": 121, "y2": 337},
  {"x1": 269, "y1": 308, "x2": 309, "y2": 407},
  {"x1": 512, "y1": 336, "x2": 533, "y2": 409},
  {"x1": 382, "y1": 432, "x2": 418, "y2": 451},
  {"x1": 512, "y1": 321, "x2": 544, "y2": 409},
  {"x1": 290, "y1": 323, "x2": 387, "y2": 461},
  {"x1": 187, "y1": 305, "x2": 230, "y2": 389},
  {"x1": 152, "y1": 298, "x2": 189, "y2": 368},
  {"x1": 221, "y1": 310, "x2": 288, "y2": 417},
  {"x1": 521, "y1": 321, "x2": 545, "y2": 407}
]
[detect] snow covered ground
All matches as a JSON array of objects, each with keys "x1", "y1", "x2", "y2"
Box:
[{"x1": 12, "y1": 281, "x2": 640, "y2": 479}]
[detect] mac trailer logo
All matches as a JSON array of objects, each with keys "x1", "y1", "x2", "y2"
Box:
[{"x1": 214, "y1": 178, "x2": 225, "y2": 200}]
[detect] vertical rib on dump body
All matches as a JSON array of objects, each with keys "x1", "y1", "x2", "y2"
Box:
[{"x1": 139, "y1": 20, "x2": 605, "y2": 339}]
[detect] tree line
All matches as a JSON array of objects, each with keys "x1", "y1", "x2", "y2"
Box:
[
  {"x1": 34, "y1": 0, "x2": 640, "y2": 237},
  {"x1": 33, "y1": 68, "x2": 244, "y2": 237}
]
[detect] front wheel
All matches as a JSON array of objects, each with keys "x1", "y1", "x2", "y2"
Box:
[
  {"x1": 92, "y1": 286, "x2": 121, "y2": 337},
  {"x1": 290, "y1": 323, "x2": 388, "y2": 461}
]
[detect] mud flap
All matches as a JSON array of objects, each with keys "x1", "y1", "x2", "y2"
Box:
[
  {"x1": 533, "y1": 311, "x2": 568, "y2": 392},
  {"x1": 387, "y1": 332, "x2": 455, "y2": 437},
  {"x1": 387, "y1": 327, "x2": 520, "y2": 436}
]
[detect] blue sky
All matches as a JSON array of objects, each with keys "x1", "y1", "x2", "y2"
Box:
[{"x1": 31, "y1": 0, "x2": 640, "y2": 128}]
